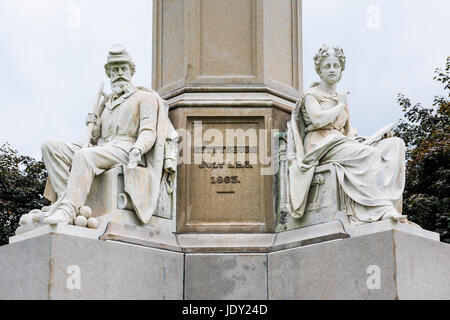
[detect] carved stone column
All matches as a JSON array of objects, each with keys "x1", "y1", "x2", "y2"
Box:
[{"x1": 153, "y1": 0, "x2": 303, "y2": 233}]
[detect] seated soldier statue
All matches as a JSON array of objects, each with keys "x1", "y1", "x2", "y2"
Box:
[{"x1": 24, "y1": 44, "x2": 177, "y2": 226}]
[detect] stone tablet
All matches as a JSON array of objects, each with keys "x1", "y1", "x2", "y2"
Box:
[
  {"x1": 171, "y1": 107, "x2": 287, "y2": 234},
  {"x1": 188, "y1": 117, "x2": 263, "y2": 227}
]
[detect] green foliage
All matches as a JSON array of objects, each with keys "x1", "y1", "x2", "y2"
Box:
[
  {"x1": 0, "y1": 143, "x2": 49, "y2": 245},
  {"x1": 395, "y1": 57, "x2": 450, "y2": 243}
]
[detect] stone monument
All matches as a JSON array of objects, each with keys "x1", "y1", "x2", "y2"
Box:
[
  {"x1": 279, "y1": 45, "x2": 408, "y2": 231},
  {"x1": 155, "y1": 0, "x2": 301, "y2": 233},
  {"x1": 0, "y1": 0, "x2": 449, "y2": 300},
  {"x1": 11, "y1": 44, "x2": 179, "y2": 245}
]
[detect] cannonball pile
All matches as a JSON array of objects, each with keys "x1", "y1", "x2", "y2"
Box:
[{"x1": 74, "y1": 206, "x2": 98, "y2": 229}]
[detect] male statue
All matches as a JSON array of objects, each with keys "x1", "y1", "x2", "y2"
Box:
[{"x1": 35, "y1": 44, "x2": 177, "y2": 225}]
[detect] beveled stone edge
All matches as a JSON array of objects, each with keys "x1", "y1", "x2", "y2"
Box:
[
  {"x1": 9, "y1": 223, "x2": 107, "y2": 244},
  {"x1": 9, "y1": 217, "x2": 441, "y2": 253},
  {"x1": 161, "y1": 86, "x2": 301, "y2": 104},
  {"x1": 9, "y1": 212, "x2": 117, "y2": 244},
  {"x1": 175, "y1": 233, "x2": 276, "y2": 253},
  {"x1": 100, "y1": 221, "x2": 183, "y2": 252},
  {"x1": 167, "y1": 91, "x2": 295, "y2": 113},
  {"x1": 96, "y1": 221, "x2": 347, "y2": 253},
  {"x1": 343, "y1": 219, "x2": 440, "y2": 242},
  {"x1": 95, "y1": 219, "x2": 442, "y2": 253},
  {"x1": 271, "y1": 220, "x2": 350, "y2": 252}
]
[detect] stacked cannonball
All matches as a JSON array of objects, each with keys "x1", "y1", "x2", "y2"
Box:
[{"x1": 74, "y1": 206, "x2": 98, "y2": 229}]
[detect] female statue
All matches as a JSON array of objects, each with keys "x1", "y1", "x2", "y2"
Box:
[{"x1": 287, "y1": 45, "x2": 407, "y2": 225}]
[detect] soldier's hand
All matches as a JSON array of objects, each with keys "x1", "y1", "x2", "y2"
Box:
[
  {"x1": 85, "y1": 113, "x2": 99, "y2": 126},
  {"x1": 127, "y1": 148, "x2": 142, "y2": 169}
]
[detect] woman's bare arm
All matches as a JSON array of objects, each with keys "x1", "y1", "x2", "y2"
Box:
[{"x1": 304, "y1": 94, "x2": 346, "y2": 128}]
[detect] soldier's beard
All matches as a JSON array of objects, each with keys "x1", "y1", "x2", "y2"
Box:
[{"x1": 111, "y1": 79, "x2": 131, "y2": 95}]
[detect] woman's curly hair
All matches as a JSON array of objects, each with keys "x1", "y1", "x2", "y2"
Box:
[{"x1": 313, "y1": 45, "x2": 346, "y2": 75}]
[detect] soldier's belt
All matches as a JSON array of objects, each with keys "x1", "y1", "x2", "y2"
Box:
[{"x1": 100, "y1": 135, "x2": 136, "y2": 144}]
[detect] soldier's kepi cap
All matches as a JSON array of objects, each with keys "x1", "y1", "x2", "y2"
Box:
[{"x1": 105, "y1": 44, "x2": 134, "y2": 66}]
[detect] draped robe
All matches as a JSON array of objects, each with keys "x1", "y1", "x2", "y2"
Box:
[{"x1": 287, "y1": 86, "x2": 405, "y2": 225}]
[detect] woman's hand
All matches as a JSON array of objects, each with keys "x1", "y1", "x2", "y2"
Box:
[{"x1": 337, "y1": 91, "x2": 350, "y2": 108}]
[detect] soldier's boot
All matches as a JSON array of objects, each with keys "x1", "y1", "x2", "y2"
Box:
[{"x1": 42, "y1": 202, "x2": 77, "y2": 225}]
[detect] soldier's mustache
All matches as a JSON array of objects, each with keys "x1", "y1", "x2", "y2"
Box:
[{"x1": 112, "y1": 77, "x2": 130, "y2": 83}]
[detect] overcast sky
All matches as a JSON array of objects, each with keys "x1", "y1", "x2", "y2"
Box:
[{"x1": 0, "y1": 0, "x2": 449, "y2": 159}]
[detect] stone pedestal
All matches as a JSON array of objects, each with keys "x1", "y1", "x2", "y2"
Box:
[
  {"x1": 268, "y1": 230, "x2": 450, "y2": 299},
  {"x1": 153, "y1": 0, "x2": 302, "y2": 233},
  {"x1": 0, "y1": 234, "x2": 184, "y2": 299},
  {"x1": 1, "y1": 225, "x2": 449, "y2": 299}
]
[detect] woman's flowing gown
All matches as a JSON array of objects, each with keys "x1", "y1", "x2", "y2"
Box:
[{"x1": 287, "y1": 86, "x2": 405, "y2": 225}]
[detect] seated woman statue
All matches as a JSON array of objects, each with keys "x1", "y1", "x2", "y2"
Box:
[{"x1": 287, "y1": 45, "x2": 407, "y2": 225}]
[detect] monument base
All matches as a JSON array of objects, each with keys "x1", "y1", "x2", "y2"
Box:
[
  {"x1": 0, "y1": 233, "x2": 184, "y2": 299},
  {"x1": 1, "y1": 226, "x2": 449, "y2": 299}
]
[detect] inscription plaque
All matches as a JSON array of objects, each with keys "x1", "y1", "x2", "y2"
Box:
[{"x1": 186, "y1": 116, "x2": 267, "y2": 232}]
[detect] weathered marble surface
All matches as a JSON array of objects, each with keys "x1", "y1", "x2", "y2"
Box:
[
  {"x1": 269, "y1": 231, "x2": 399, "y2": 299},
  {"x1": 1, "y1": 234, "x2": 184, "y2": 299},
  {"x1": 2, "y1": 229, "x2": 449, "y2": 299},
  {"x1": 268, "y1": 230, "x2": 450, "y2": 299},
  {"x1": 184, "y1": 253, "x2": 267, "y2": 300}
]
